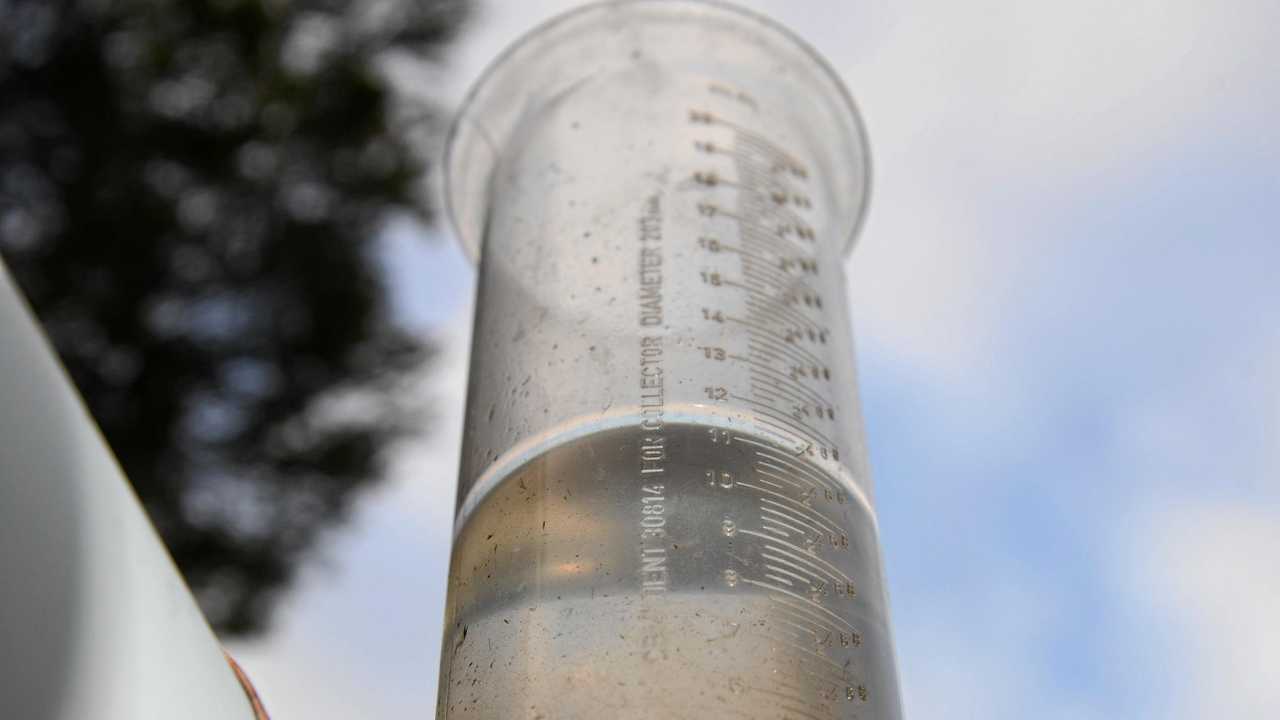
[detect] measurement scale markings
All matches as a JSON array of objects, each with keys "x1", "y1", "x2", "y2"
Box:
[
  {"x1": 743, "y1": 239, "x2": 806, "y2": 277},
  {"x1": 741, "y1": 145, "x2": 808, "y2": 183},
  {"x1": 724, "y1": 314, "x2": 798, "y2": 346},
  {"x1": 769, "y1": 599, "x2": 855, "y2": 649},
  {"x1": 771, "y1": 594, "x2": 856, "y2": 641},
  {"x1": 757, "y1": 497, "x2": 839, "y2": 540},
  {"x1": 753, "y1": 415, "x2": 822, "y2": 454},
  {"x1": 760, "y1": 550, "x2": 850, "y2": 599},
  {"x1": 745, "y1": 294, "x2": 823, "y2": 336},
  {"x1": 751, "y1": 473, "x2": 785, "y2": 491},
  {"x1": 710, "y1": 176, "x2": 812, "y2": 229},
  {"x1": 742, "y1": 337, "x2": 807, "y2": 371},
  {"x1": 736, "y1": 349, "x2": 822, "y2": 390},
  {"x1": 746, "y1": 528, "x2": 853, "y2": 581},
  {"x1": 728, "y1": 234, "x2": 786, "y2": 260},
  {"x1": 743, "y1": 331, "x2": 823, "y2": 371},
  {"x1": 747, "y1": 368, "x2": 829, "y2": 415},
  {"x1": 742, "y1": 351, "x2": 829, "y2": 394},
  {"x1": 755, "y1": 462, "x2": 841, "y2": 503},
  {"x1": 764, "y1": 561, "x2": 814, "y2": 587},
  {"x1": 752, "y1": 633, "x2": 836, "y2": 686},
  {"x1": 739, "y1": 230, "x2": 795, "y2": 258},
  {"x1": 754, "y1": 485, "x2": 809, "y2": 506},
  {"x1": 760, "y1": 555, "x2": 821, "y2": 592},
  {"x1": 742, "y1": 277, "x2": 823, "y2": 321},
  {"x1": 747, "y1": 381, "x2": 829, "y2": 425},
  {"x1": 758, "y1": 498, "x2": 834, "y2": 537},
  {"x1": 712, "y1": 119, "x2": 809, "y2": 173},
  {"x1": 748, "y1": 329, "x2": 827, "y2": 369},
  {"x1": 740, "y1": 577, "x2": 856, "y2": 631},
  {"x1": 740, "y1": 238, "x2": 812, "y2": 272},
  {"x1": 749, "y1": 459, "x2": 816, "y2": 493},
  {"x1": 739, "y1": 259, "x2": 820, "y2": 301},
  {"x1": 759, "y1": 522, "x2": 791, "y2": 539},
  {"x1": 739, "y1": 485, "x2": 841, "y2": 540},
  {"x1": 752, "y1": 389, "x2": 835, "y2": 434},
  {"x1": 759, "y1": 506, "x2": 812, "y2": 535},
  {"x1": 739, "y1": 274, "x2": 813, "y2": 313},
  {"x1": 752, "y1": 467, "x2": 817, "y2": 497},
  {"x1": 747, "y1": 189, "x2": 809, "y2": 221},
  {"x1": 733, "y1": 150, "x2": 770, "y2": 180},
  {"x1": 735, "y1": 135, "x2": 806, "y2": 175},
  {"x1": 735, "y1": 396, "x2": 837, "y2": 451},
  {"x1": 691, "y1": 171, "x2": 794, "y2": 205},
  {"x1": 739, "y1": 404, "x2": 834, "y2": 457},
  {"x1": 737, "y1": 384, "x2": 824, "y2": 422},
  {"x1": 741, "y1": 253, "x2": 817, "y2": 291},
  {"x1": 751, "y1": 384, "x2": 832, "y2": 425},
  {"x1": 737, "y1": 199, "x2": 803, "y2": 242},
  {"x1": 754, "y1": 451, "x2": 848, "y2": 498},
  {"x1": 687, "y1": 103, "x2": 884, "y2": 707},
  {"x1": 747, "y1": 620, "x2": 819, "y2": 661},
  {"x1": 729, "y1": 210, "x2": 802, "y2": 244},
  {"x1": 773, "y1": 655, "x2": 855, "y2": 696},
  {"x1": 704, "y1": 205, "x2": 800, "y2": 245},
  {"x1": 691, "y1": 110, "x2": 807, "y2": 168},
  {"x1": 756, "y1": 538, "x2": 856, "y2": 590},
  {"x1": 746, "y1": 303, "x2": 823, "y2": 347},
  {"x1": 706, "y1": 240, "x2": 778, "y2": 269},
  {"x1": 734, "y1": 428, "x2": 833, "y2": 469},
  {"x1": 725, "y1": 351, "x2": 769, "y2": 367},
  {"x1": 751, "y1": 469, "x2": 786, "y2": 489},
  {"x1": 738, "y1": 274, "x2": 772, "y2": 296},
  {"x1": 767, "y1": 615, "x2": 829, "y2": 650},
  {"x1": 738, "y1": 272, "x2": 796, "y2": 304},
  {"x1": 728, "y1": 434, "x2": 785, "y2": 453},
  {"x1": 749, "y1": 455, "x2": 823, "y2": 492},
  {"x1": 738, "y1": 223, "x2": 810, "y2": 256},
  {"x1": 747, "y1": 353, "x2": 829, "y2": 400},
  {"x1": 749, "y1": 372, "x2": 830, "y2": 415},
  {"x1": 765, "y1": 572, "x2": 796, "y2": 587},
  {"x1": 736, "y1": 217, "x2": 793, "y2": 244},
  {"x1": 736, "y1": 483, "x2": 843, "y2": 537},
  {"x1": 721, "y1": 279, "x2": 806, "y2": 324},
  {"x1": 764, "y1": 618, "x2": 850, "y2": 680},
  {"x1": 691, "y1": 138, "x2": 756, "y2": 164},
  {"x1": 740, "y1": 259, "x2": 804, "y2": 295}
]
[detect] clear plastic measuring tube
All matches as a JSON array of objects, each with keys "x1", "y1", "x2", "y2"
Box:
[{"x1": 438, "y1": 2, "x2": 901, "y2": 717}]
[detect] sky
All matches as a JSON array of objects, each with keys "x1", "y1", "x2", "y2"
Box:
[{"x1": 228, "y1": 1, "x2": 1280, "y2": 717}]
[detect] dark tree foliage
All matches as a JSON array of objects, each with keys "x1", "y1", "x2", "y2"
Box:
[{"x1": 0, "y1": 0, "x2": 468, "y2": 635}]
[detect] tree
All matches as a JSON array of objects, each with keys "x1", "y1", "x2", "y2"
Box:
[{"x1": 0, "y1": 0, "x2": 469, "y2": 635}]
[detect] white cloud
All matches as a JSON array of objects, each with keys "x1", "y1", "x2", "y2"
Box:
[
  {"x1": 1099, "y1": 336, "x2": 1280, "y2": 716},
  {"x1": 1126, "y1": 501, "x2": 1280, "y2": 718},
  {"x1": 898, "y1": 574, "x2": 1060, "y2": 719},
  {"x1": 809, "y1": 0, "x2": 1280, "y2": 384}
]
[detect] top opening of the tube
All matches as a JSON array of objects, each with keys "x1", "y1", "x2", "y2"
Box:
[{"x1": 443, "y1": 0, "x2": 872, "y2": 263}]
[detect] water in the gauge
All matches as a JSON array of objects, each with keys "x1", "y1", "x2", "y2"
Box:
[{"x1": 438, "y1": 420, "x2": 901, "y2": 719}]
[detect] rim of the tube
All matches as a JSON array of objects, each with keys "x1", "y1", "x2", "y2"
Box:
[{"x1": 442, "y1": 0, "x2": 873, "y2": 263}]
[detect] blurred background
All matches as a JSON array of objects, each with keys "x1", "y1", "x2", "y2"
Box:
[{"x1": 2, "y1": 0, "x2": 1277, "y2": 717}]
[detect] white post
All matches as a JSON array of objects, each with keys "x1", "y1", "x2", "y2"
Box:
[{"x1": 0, "y1": 261, "x2": 260, "y2": 719}]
